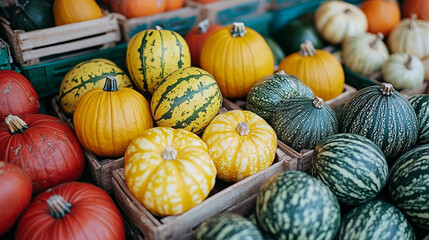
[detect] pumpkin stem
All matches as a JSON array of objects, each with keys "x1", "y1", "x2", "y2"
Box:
[
  {"x1": 369, "y1": 33, "x2": 384, "y2": 49},
  {"x1": 312, "y1": 97, "x2": 324, "y2": 109},
  {"x1": 380, "y1": 83, "x2": 395, "y2": 95},
  {"x1": 276, "y1": 70, "x2": 286, "y2": 75},
  {"x1": 198, "y1": 19, "x2": 210, "y2": 34},
  {"x1": 5, "y1": 115, "x2": 29, "y2": 134},
  {"x1": 47, "y1": 195, "x2": 72, "y2": 219},
  {"x1": 300, "y1": 40, "x2": 316, "y2": 57},
  {"x1": 161, "y1": 147, "x2": 178, "y2": 160},
  {"x1": 103, "y1": 76, "x2": 120, "y2": 92},
  {"x1": 155, "y1": 25, "x2": 163, "y2": 30},
  {"x1": 236, "y1": 122, "x2": 250, "y2": 136},
  {"x1": 230, "y1": 22, "x2": 247, "y2": 37},
  {"x1": 405, "y1": 55, "x2": 413, "y2": 70},
  {"x1": 410, "y1": 14, "x2": 417, "y2": 29},
  {"x1": 344, "y1": 8, "x2": 352, "y2": 14}
]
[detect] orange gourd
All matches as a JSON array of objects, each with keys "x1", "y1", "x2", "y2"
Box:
[
  {"x1": 111, "y1": 0, "x2": 166, "y2": 18},
  {"x1": 361, "y1": 0, "x2": 401, "y2": 36},
  {"x1": 278, "y1": 40, "x2": 344, "y2": 101},
  {"x1": 166, "y1": 0, "x2": 184, "y2": 11},
  {"x1": 197, "y1": 0, "x2": 219, "y2": 3},
  {"x1": 53, "y1": 0, "x2": 102, "y2": 26},
  {"x1": 402, "y1": 0, "x2": 429, "y2": 21}
]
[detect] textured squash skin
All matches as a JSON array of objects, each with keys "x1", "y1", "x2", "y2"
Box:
[{"x1": 409, "y1": 95, "x2": 429, "y2": 145}]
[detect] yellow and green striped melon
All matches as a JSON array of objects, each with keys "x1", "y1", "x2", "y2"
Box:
[{"x1": 59, "y1": 58, "x2": 133, "y2": 116}]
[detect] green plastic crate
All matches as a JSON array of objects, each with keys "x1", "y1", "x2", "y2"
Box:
[
  {"x1": 0, "y1": 38, "x2": 12, "y2": 70},
  {"x1": 19, "y1": 44, "x2": 128, "y2": 98}
]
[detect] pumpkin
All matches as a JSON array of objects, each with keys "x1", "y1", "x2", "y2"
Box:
[
  {"x1": 314, "y1": 0, "x2": 368, "y2": 44},
  {"x1": 59, "y1": 58, "x2": 133, "y2": 116},
  {"x1": 166, "y1": 0, "x2": 184, "y2": 11},
  {"x1": 201, "y1": 110, "x2": 277, "y2": 182},
  {"x1": 423, "y1": 55, "x2": 429, "y2": 81},
  {"x1": 0, "y1": 114, "x2": 85, "y2": 194},
  {"x1": 340, "y1": 83, "x2": 418, "y2": 162},
  {"x1": 360, "y1": 0, "x2": 401, "y2": 36},
  {"x1": 402, "y1": 0, "x2": 429, "y2": 21},
  {"x1": 200, "y1": 22, "x2": 274, "y2": 99},
  {"x1": 278, "y1": 40, "x2": 345, "y2": 100},
  {"x1": 342, "y1": 33, "x2": 389, "y2": 76},
  {"x1": 0, "y1": 161, "x2": 32, "y2": 235},
  {"x1": 196, "y1": 0, "x2": 219, "y2": 3},
  {"x1": 150, "y1": 67, "x2": 222, "y2": 134},
  {"x1": 264, "y1": 37, "x2": 285, "y2": 66},
  {"x1": 111, "y1": 0, "x2": 166, "y2": 18},
  {"x1": 388, "y1": 14, "x2": 429, "y2": 58},
  {"x1": 409, "y1": 95, "x2": 429, "y2": 145},
  {"x1": 382, "y1": 53, "x2": 425, "y2": 90},
  {"x1": 0, "y1": 70, "x2": 40, "y2": 120},
  {"x1": 126, "y1": 26, "x2": 191, "y2": 98},
  {"x1": 53, "y1": 0, "x2": 102, "y2": 26},
  {"x1": 185, "y1": 19, "x2": 223, "y2": 67},
  {"x1": 8, "y1": 0, "x2": 54, "y2": 31},
  {"x1": 15, "y1": 182, "x2": 125, "y2": 240},
  {"x1": 246, "y1": 70, "x2": 314, "y2": 123},
  {"x1": 124, "y1": 127, "x2": 217, "y2": 216},
  {"x1": 73, "y1": 76, "x2": 153, "y2": 158}
]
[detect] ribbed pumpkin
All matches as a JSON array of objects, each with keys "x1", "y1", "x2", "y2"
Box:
[
  {"x1": 111, "y1": 0, "x2": 166, "y2": 18},
  {"x1": 151, "y1": 67, "x2": 222, "y2": 134},
  {"x1": 278, "y1": 40, "x2": 345, "y2": 100},
  {"x1": 382, "y1": 53, "x2": 425, "y2": 90},
  {"x1": 73, "y1": 76, "x2": 153, "y2": 158},
  {"x1": 53, "y1": 0, "x2": 102, "y2": 26},
  {"x1": 166, "y1": 0, "x2": 184, "y2": 11},
  {"x1": 409, "y1": 95, "x2": 429, "y2": 145},
  {"x1": 184, "y1": 19, "x2": 223, "y2": 67},
  {"x1": 342, "y1": 33, "x2": 389, "y2": 76},
  {"x1": 200, "y1": 22, "x2": 274, "y2": 99},
  {"x1": 126, "y1": 26, "x2": 191, "y2": 98},
  {"x1": 124, "y1": 127, "x2": 216, "y2": 216},
  {"x1": 340, "y1": 83, "x2": 418, "y2": 162},
  {"x1": 360, "y1": 0, "x2": 401, "y2": 36},
  {"x1": 201, "y1": 110, "x2": 277, "y2": 182},
  {"x1": 388, "y1": 14, "x2": 429, "y2": 58},
  {"x1": 402, "y1": 0, "x2": 429, "y2": 21},
  {"x1": 314, "y1": 0, "x2": 368, "y2": 44},
  {"x1": 59, "y1": 58, "x2": 133, "y2": 116}
]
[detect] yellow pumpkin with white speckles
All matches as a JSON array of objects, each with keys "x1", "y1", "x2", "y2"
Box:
[
  {"x1": 202, "y1": 110, "x2": 277, "y2": 182},
  {"x1": 124, "y1": 127, "x2": 216, "y2": 217}
]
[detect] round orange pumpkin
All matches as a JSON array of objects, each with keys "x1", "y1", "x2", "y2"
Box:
[
  {"x1": 111, "y1": 0, "x2": 166, "y2": 18},
  {"x1": 402, "y1": 0, "x2": 429, "y2": 21},
  {"x1": 360, "y1": 0, "x2": 401, "y2": 36},
  {"x1": 53, "y1": 0, "x2": 102, "y2": 26},
  {"x1": 166, "y1": 0, "x2": 184, "y2": 11}
]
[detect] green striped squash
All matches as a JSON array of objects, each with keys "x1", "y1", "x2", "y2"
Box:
[
  {"x1": 150, "y1": 67, "x2": 222, "y2": 134},
  {"x1": 195, "y1": 213, "x2": 263, "y2": 240},
  {"x1": 312, "y1": 133, "x2": 388, "y2": 205},
  {"x1": 126, "y1": 26, "x2": 191, "y2": 98},
  {"x1": 59, "y1": 58, "x2": 133, "y2": 116},
  {"x1": 340, "y1": 83, "x2": 418, "y2": 162},
  {"x1": 271, "y1": 96, "x2": 338, "y2": 151},
  {"x1": 246, "y1": 71, "x2": 314, "y2": 124},
  {"x1": 256, "y1": 170, "x2": 341, "y2": 240},
  {"x1": 388, "y1": 144, "x2": 429, "y2": 228},
  {"x1": 409, "y1": 95, "x2": 429, "y2": 145},
  {"x1": 338, "y1": 200, "x2": 415, "y2": 240}
]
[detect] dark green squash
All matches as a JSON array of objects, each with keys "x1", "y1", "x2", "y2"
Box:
[
  {"x1": 264, "y1": 37, "x2": 285, "y2": 66},
  {"x1": 408, "y1": 94, "x2": 429, "y2": 145},
  {"x1": 8, "y1": 0, "x2": 54, "y2": 31}
]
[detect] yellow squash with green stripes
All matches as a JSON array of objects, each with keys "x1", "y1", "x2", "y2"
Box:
[
  {"x1": 126, "y1": 27, "x2": 191, "y2": 98},
  {"x1": 150, "y1": 67, "x2": 222, "y2": 134},
  {"x1": 59, "y1": 58, "x2": 133, "y2": 116}
]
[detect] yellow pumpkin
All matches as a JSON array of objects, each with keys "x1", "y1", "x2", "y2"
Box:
[
  {"x1": 202, "y1": 110, "x2": 277, "y2": 182},
  {"x1": 73, "y1": 76, "x2": 153, "y2": 158},
  {"x1": 53, "y1": 0, "x2": 103, "y2": 26},
  {"x1": 278, "y1": 40, "x2": 344, "y2": 100},
  {"x1": 200, "y1": 22, "x2": 274, "y2": 99},
  {"x1": 124, "y1": 127, "x2": 217, "y2": 216}
]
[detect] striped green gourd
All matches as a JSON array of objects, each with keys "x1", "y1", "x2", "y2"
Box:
[
  {"x1": 150, "y1": 67, "x2": 222, "y2": 134},
  {"x1": 312, "y1": 133, "x2": 388, "y2": 205},
  {"x1": 409, "y1": 95, "x2": 429, "y2": 145},
  {"x1": 340, "y1": 83, "x2": 418, "y2": 162},
  {"x1": 195, "y1": 213, "x2": 263, "y2": 240},
  {"x1": 338, "y1": 200, "x2": 415, "y2": 240},
  {"x1": 271, "y1": 96, "x2": 338, "y2": 151},
  {"x1": 388, "y1": 144, "x2": 429, "y2": 228},
  {"x1": 256, "y1": 170, "x2": 341, "y2": 240},
  {"x1": 246, "y1": 70, "x2": 314, "y2": 123}
]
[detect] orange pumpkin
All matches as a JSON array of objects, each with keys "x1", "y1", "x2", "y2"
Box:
[
  {"x1": 402, "y1": 0, "x2": 429, "y2": 21},
  {"x1": 278, "y1": 40, "x2": 344, "y2": 101},
  {"x1": 166, "y1": 0, "x2": 184, "y2": 11},
  {"x1": 196, "y1": 0, "x2": 219, "y2": 3},
  {"x1": 360, "y1": 0, "x2": 401, "y2": 36},
  {"x1": 53, "y1": 0, "x2": 102, "y2": 26},
  {"x1": 111, "y1": 0, "x2": 166, "y2": 18}
]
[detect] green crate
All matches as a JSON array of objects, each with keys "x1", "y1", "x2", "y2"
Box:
[
  {"x1": 228, "y1": 11, "x2": 273, "y2": 37},
  {"x1": 19, "y1": 44, "x2": 128, "y2": 98},
  {"x1": 0, "y1": 38, "x2": 12, "y2": 70}
]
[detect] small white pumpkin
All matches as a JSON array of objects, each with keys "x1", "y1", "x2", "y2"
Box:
[
  {"x1": 388, "y1": 14, "x2": 429, "y2": 58},
  {"x1": 422, "y1": 55, "x2": 429, "y2": 81},
  {"x1": 382, "y1": 53, "x2": 425, "y2": 90},
  {"x1": 314, "y1": 0, "x2": 368, "y2": 44},
  {"x1": 342, "y1": 33, "x2": 389, "y2": 76}
]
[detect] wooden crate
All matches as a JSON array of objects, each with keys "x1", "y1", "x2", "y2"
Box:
[{"x1": 0, "y1": 14, "x2": 121, "y2": 66}]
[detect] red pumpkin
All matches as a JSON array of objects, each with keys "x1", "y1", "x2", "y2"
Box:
[
  {"x1": 0, "y1": 114, "x2": 85, "y2": 194},
  {"x1": 402, "y1": 0, "x2": 429, "y2": 21},
  {"x1": 185, "y1": 19, "x2": 223, "y2": 67},
  {"x1": 0, "y1": 70, "x2": 40, "y2": 120},
  {"x1": 0, "y1": 161, "x2": 32, "y2": 235},
  {"x1": 15, "y1": 182, "x2": 125, "y2": 240}
]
